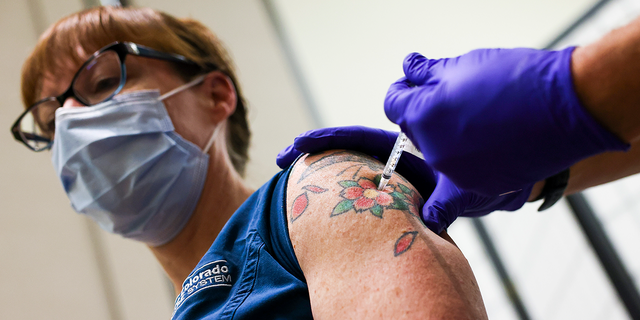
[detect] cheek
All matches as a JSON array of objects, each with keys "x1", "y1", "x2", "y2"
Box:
[{"x1": 164, "y1": 95, "x2": 214, "y2": 149}]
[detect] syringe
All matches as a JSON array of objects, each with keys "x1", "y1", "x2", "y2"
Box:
[{"x1": 377, "y1": 132, "x2": 423, "y2": 190}]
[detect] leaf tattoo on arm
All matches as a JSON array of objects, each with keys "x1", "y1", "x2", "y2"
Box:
[
  {"x1": 291, "y1": 185, "x2": 328, "y2": 222},
  {"x1": 394, "y1": 231, "x2": 418, "y2": 257},
  {"x1": 298, "y1": 151, "x2": 383, "y2": 183}
]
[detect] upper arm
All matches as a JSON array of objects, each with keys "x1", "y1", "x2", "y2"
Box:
[{"x1": 286, "y1": 150, "x2": 487, "y2": 320}]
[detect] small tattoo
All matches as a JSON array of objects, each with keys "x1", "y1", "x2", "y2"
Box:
[
  {"x1": 303, "y1": 185, "x2": 328, "y2": 193},
  {"x1": 394, "y1": 231, "x2": 418, "y2": 256},
  {"x1": 352, "y1": 166, "x2": 363, "y2": 179},
  {"x1": 291, "y1": 193, "x2": 309, "y2": 222},
  {"x1": 291, "y1": 185, "x2": 328, "y2": 222},
  {"x1": 336, "y1": 164, "x2": 363, "y2": 178}
]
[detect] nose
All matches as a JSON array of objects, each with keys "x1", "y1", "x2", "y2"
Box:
[{"x1": 61, "y1": 97, "x2": 84, "y2": 108}]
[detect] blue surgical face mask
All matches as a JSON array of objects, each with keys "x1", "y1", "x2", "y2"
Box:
[{"x1": 51, "y1": 76, "x2": 220, "y2": 246}]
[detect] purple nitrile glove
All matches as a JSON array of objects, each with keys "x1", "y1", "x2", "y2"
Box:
[
  {"x1": 423, "y1": 172, "x2": 532, "y2": 234},
  {"x1": 385, "y1": 48, "x2": 629, "y2": 196},
  {"x1": 276, "y1": 126, "x2": 531, "y2": 233}
]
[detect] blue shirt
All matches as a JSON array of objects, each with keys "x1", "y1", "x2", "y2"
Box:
[{"x1": 171, "y1": 166, "x2": 313, "y2": 319}]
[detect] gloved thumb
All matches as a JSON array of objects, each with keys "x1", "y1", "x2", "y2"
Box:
[
  {"x1": 276, "y1": 144, "x2": 302, "y2": 169},
  {"x1": 420, "y1": 175, "x2": 467, "y2": 234},
  {"x1": 384, "y1": 77, "x2": 419, "y2": 125},
  {"x1": 403, "y1": 52, "x2": 437, "y2": 86}
]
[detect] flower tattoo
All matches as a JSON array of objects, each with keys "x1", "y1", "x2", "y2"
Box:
[{"x1": 331, "y1": 175, "x2": 419, "y2": 218}]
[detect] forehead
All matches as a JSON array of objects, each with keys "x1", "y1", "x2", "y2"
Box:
[
  {"x1": 39, "y1": 58, "x2": 83, "y2": 100},
  {"x1": 38, "y1": 43, "x2": 94, "y2": 98}
]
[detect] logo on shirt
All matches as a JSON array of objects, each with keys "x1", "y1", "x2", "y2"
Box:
[{"x1": 174, "y1": 259, "x2": 233, "y2": 310}]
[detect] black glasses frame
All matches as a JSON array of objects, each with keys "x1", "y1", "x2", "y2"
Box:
[{"x1": 11, "y1": 41, "x2": 208, "y2": 151}]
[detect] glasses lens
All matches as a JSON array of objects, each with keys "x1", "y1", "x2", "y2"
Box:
[
  {"x1": 73, "y1": 50, "x2": 123, "y2": 105},
  {"x1": 19, "y1": 98, "x2": 59, "y2": 151}
]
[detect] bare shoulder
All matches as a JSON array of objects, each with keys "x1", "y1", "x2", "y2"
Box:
[{"x1": 286, "y1": 150, "x2": 487, "y2": 320}]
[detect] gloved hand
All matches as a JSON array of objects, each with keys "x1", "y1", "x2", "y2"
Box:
[
  {"x1": 423, "y1": 172, "x2": 531, "y2": 233},
  {"x1": 277, "y1": 126, "x2": 531, "y2": 233},
  {"x1": 385, "y1": 48, "x2": 629, "y2": 196},
  {"x1": 277, "y1": 126, "x2": 437, "y2": 196}
]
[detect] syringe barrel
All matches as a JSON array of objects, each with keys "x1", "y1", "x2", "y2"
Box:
[{"x1": 382, "y1": 132, "x2": 408, "y2": 176}]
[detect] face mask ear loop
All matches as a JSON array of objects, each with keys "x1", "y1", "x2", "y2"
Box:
[
  {"x1": 203, "y1": 123, "x2": 222, "y2": 154},
  {"x1": 159, "y1": 75, "x2": 207, "y2": 101}
]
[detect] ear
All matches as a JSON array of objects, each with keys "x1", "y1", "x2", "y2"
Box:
[{"x1": 199, "y1": 71, "x2": 238, "y2": 124}]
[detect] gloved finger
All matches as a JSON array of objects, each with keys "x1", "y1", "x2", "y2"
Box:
[
  {"x1": 420, "y1": 176, "x2": 466, "y2": 234},
  {"x1": 276, "y1": 144, "x2": 302, "y2": 169},
  {"x1": 460, "y1": 184, "x2": 533, "y2": 217},
  {"x1": 384, "y1": 77, "x2": 421, "y2": 125},
  {"x1": 293, "y1": 126, "x2": 399, "y2": 157},
  {"x1": 403, "y1": 52, "x2": 433, "y2": 86}
]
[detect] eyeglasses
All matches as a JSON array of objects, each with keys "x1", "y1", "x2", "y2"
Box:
[{"x1": 11, "y1": 41, "x2": 212, "y2": 152}]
